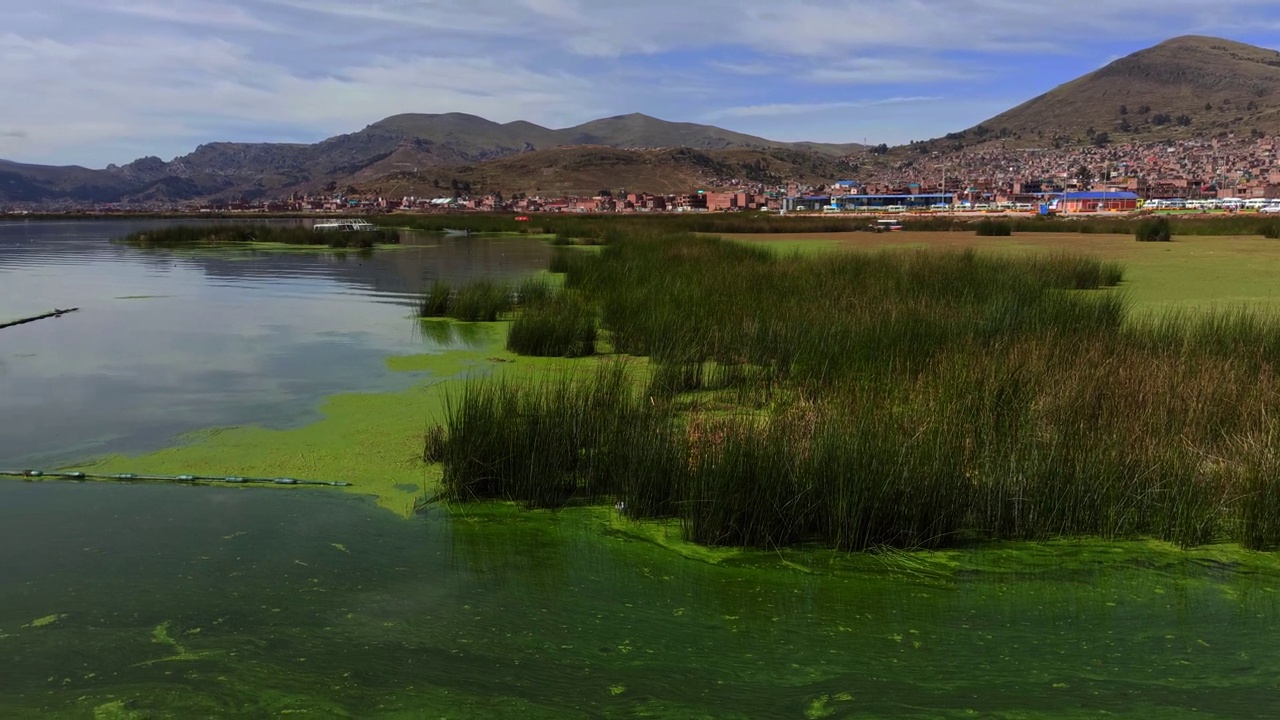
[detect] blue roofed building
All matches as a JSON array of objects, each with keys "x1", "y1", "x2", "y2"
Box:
[{"x1": 1058, "y1": 191, "x2": 1140, "y2": 213}]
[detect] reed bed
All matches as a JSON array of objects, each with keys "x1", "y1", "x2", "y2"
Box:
[
  {"x1": 1135, "y1": 217, "x2": 1173, "y2": 242},
  {"x1": 506, "y1": 290, "x2": 598, "y2": 357},
  {"x1": 904, "y1": 214, "x2": 1280, "y2": 236},
  {"x1": 119, "y1": 224, "x2": 399, "y2": 248},
  {"x1": 419, "y1": 276, "x2": 597, "y2": 356},
  {"x1": 383, "y1": 211, "x2": 1280, "y2": 239},
  {"x1": 418, "y1": 279, "x2": 513, "y2": 322},
  {"x1": 432, "y1": 229, "x2": 1280, "y2": 552},
  {"x1": 974, "y1": 219, "x2": 1013, "y2": 236}
]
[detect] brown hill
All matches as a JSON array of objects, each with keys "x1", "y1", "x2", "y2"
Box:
[
  {"x1": 936, "y1": 36, "x2": 1280, "y2": 149},
  {"x1": 0, "y1": 112, "x2": 861, "y2": 204},
  {"x1": 359, "y1": 146, "x2": 853, "y2": 198}
]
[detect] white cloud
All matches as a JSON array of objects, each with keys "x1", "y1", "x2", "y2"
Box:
[
  {"x1": 0, "y1": 32, "x2": 603, "y2": 165},
  {"x1": 710, "y1": 96, "x2": 942, "y2": 119},
  {"x1": 808, "y1": 58, "x2": 976, "y2": 85},
  {"x1": 101, "y1": 0, "x2": 278, "y2": 31},
  {"x1": 4, "y1": 0, "x2": 1280, "y2": 165}
]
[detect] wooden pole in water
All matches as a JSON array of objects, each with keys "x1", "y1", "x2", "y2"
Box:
[{"x1": 0, "y1": 307, "x2": 79, "y2": 331}]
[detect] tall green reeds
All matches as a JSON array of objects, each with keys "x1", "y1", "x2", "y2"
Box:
[
  {"x1": 506, "y1": 290, "x2": 597, "y2": 357},
  {"x1": 418, "y1": 279, "x2": 514, "y2": 322},
  {"x1": 1135, "y1": 217, "x2": 1173, "y2": 242},
  {"x1": 430, "y1": 227, "x2": 1280, "y2": 553},
  {"x1": 974, "y1": 218, "x2": 1013, "y2": 236}
]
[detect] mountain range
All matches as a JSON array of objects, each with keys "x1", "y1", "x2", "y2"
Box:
[
  {"x1": 0, "y1": 113, "x2": 861, "y2": 204},
  {"x1": 4, "y1": 35, "x2": 1280, "y2": 204}
]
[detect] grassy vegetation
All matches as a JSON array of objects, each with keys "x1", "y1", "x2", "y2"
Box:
[
  {"x1": 380, "y1": 211, "x2": 1280, "y2": 240},
  {"x1": 418, "y1": 279, "x2": 513, "y2": 322},
  {"x1": 118, "y1": 224, "x2": 400, "y2": 249},
  {"x1": 506, "y1": 290, "x2": 598, "y2": 357},
  {"x1": 426, "y1": 226, "x2": 1280, "y2": 553},
  {"x1": 1135, "y1": 217, "x2": 1173, "y2": 242},
  {"x1": 904, "y1": 214, "x2": 1280, "y2": 236},
  {"x1": 974, "y1": 218, "x2": 1013, "y2": 236},
  {"x1": 419, "y1": 276, "x2": 596, "y2": 356}
]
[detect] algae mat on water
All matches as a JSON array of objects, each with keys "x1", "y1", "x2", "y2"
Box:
[
  {"x1": 71, "y1": 325, "x2": 632, "y2": 516},
  {"x1": 9, "y1": 488, "x2": 1280, "y2": 719},
  {"x1": 73, "y1": 327, "x2": 506, "y2": 516}
]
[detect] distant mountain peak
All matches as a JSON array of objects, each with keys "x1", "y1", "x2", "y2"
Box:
[{"x1": 931, "y1": 34, "x2": 1280, "y2": 149}]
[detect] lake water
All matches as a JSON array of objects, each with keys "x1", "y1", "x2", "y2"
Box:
[
  {"x1": 0, "y1": 219, "x2": 550, "y2": 466},
  {"x1": 2, "y1": 221, "x2": 1280, "y2": 718}
]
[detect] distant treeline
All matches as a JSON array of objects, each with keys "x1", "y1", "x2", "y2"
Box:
[
  {"x1": 117, "y1": 225, "x2": 400, "y2": 249},
  {"x1": 379, "y1": 212, "x2": 1280, "y2": 238}
]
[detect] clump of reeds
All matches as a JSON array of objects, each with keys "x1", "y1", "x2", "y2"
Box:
[
  {"x1": 419, "y1": 281, "x2": 454, "y2": 317},
  {"x1": 1135, "y1": 217, "x2": 1173, "y2": 242},
  {"x1": 506, "y1": 290, "x2": 597, "y2": 357},
  {"x1": 418, "y1": 279, "x2": 514, "y2": 322},
  {"x1": 439, "y1": 362, "x2": 661, "y2": 506},
  {"x1": 974, "y1": 218, "x2": 1013, "y2": 236},
  {"x1": 514, "y1": 277, "x2": 553, "y2": 308},
  {"x1": 422, "y1": 425, "x2": 447, "y2": 463}
]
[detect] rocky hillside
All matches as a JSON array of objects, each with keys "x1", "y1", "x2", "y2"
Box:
[
  {"x1": 360, "y1": 146, "x2": 854, "y2": 198},
  {"x1": 933, "y1": 36, "x2": 1280, "y2": 150}
]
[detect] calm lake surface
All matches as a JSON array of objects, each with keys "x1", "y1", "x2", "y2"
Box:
[
  {"x1": 0, "y1": 219, "x2": 550, "y2": 466},
  {"x1": 2, "y1": 220, "x2": 1280, "y2": 718}
]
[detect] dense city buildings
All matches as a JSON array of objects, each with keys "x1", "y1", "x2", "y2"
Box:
[{"x1": 5, "y1": 135, "x2": 1279, "y2": 216}]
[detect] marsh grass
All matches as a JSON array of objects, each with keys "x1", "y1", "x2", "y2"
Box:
[
  {"x1": 119, "y1": 225, "x2": 399, "y2": 248},
  {"x1": 432, "y1": 227, "x2": 1280, "y2": 552},
  {"x1": 419, "y1": 279, "x2": 514, "y2": 322},
  {"x1": 506, "y1": 290, "x2": 597, "y2": 357},
  {"x1": 383, "y1": 210, "x2": 1280, "y2": 241},
  {"x1": 1135, "y1": 217, "x2": 1173, "y2": 242},
  {"x1": 974, "y1": 219, "x2": 1013, "y2": 236}
]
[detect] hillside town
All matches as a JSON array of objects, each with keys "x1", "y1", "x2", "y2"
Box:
[{"x1": 6, "y1": 134, "x2": 1280, "y2": 216}]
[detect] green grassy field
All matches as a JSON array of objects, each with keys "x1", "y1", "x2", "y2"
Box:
[{"x1": 724, "y1": 231, "x2": 1280, "y2": 311}]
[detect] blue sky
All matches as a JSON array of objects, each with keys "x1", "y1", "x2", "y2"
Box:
[{"x1": 4, "y1": 0, "x2": 1280, "y2": 167}]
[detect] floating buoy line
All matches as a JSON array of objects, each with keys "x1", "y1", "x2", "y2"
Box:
[
  {"x1": 0, "y1": 469, "x2": 351, "y2": 487},
  {"x1": 0, "y1": 307, "x2": 79, "y2": 331}
]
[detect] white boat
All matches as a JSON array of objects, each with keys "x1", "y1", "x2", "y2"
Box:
[{"x1": 313, "y1": 219, "x2": 377, "y2": 232}]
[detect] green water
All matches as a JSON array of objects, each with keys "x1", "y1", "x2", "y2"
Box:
[{"x1": 2, "y1": 481, "x2": 1278, "y2": 718}]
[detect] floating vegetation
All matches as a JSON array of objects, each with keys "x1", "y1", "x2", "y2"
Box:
[
  {"x1": 23, "y1": 614, "x2": 65, "y2": 629},
  {"x1": 118, "y1": 225, "x2": 400, "y2": 249},
  {"x1": 432, "y1": 229, "x2": 1280, "y2": 552}
]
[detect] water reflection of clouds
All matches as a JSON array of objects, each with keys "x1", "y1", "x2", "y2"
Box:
[{"x1": 0, "y1": 224, "x2": 551, "y2": 466}]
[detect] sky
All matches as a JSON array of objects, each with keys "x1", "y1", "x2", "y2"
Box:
[{"x1": 4, "y1": 0, "x2": 1280, "y2": 168}]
